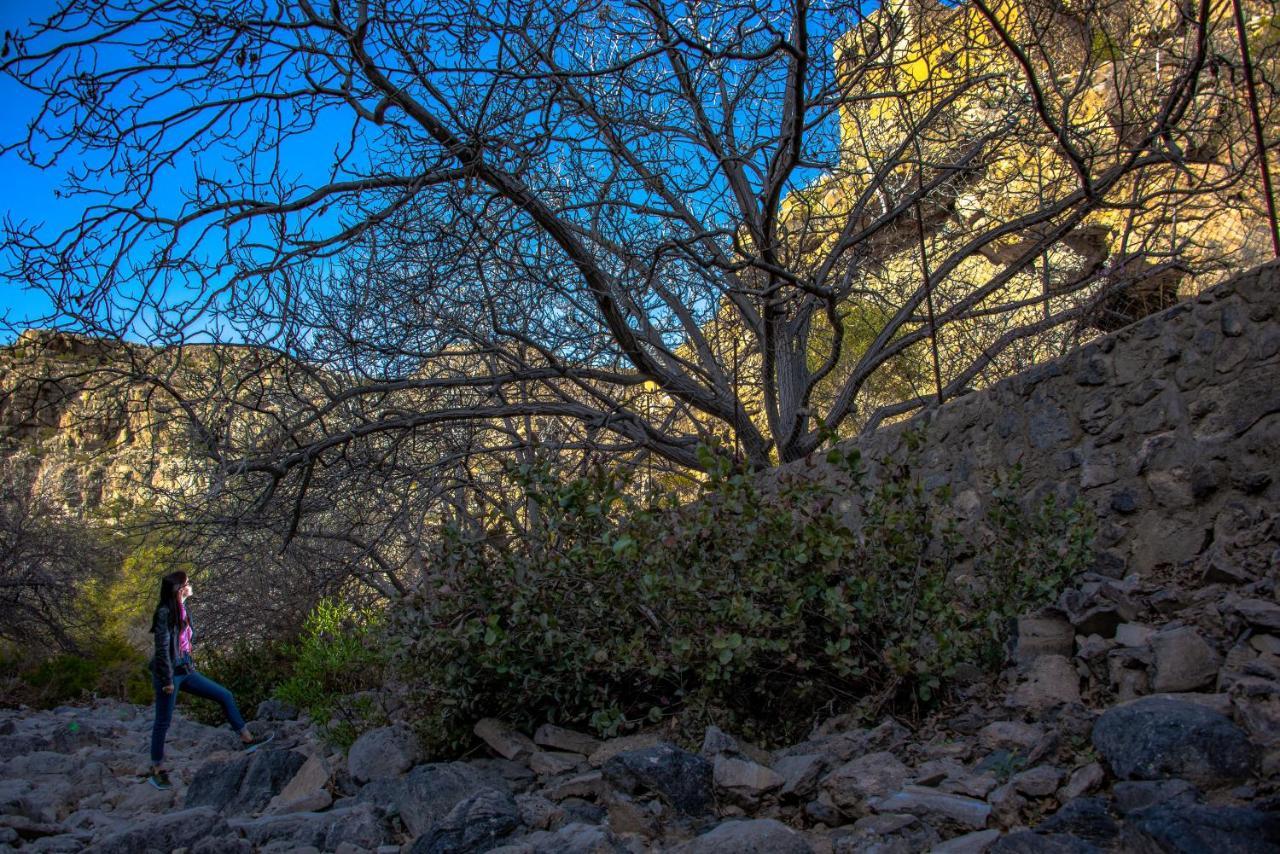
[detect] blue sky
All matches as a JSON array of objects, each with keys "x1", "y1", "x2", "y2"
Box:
[
  {"x1": 1, "y1": 0, "x2": 68, "y2": 331},
  {"x1": 0, "y1": 0, "x2": 858, "y2": 346}
]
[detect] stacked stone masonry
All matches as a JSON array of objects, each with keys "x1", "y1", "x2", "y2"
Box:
[{"x1": 812, "y1": 259, "x2": 1280, "y2": 579}]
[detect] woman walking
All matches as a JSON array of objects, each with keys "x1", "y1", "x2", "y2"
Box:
[{"x1": 148, "y1": 571, "x2": 272, "y2": 790}]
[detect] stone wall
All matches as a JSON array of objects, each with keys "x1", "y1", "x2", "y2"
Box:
[{"x1": 815, "y1": 260, "x2": 1280, "y2": 578}]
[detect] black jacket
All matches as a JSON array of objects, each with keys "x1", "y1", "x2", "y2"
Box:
[{"x1": 150, "y1": 605, "x2": 194, "y2": 684}]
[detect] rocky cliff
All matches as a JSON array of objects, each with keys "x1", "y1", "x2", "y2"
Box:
[
  {"x1": 0, "y1": 331, "x2": 207, "y2": 518},
  {"x1": 784, "y1": 258, "x2": 1280, "y2": 582}
]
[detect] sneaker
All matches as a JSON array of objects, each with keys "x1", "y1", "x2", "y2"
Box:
[
  {"x1": 148, "y1": 769, "x2": 172, "y2": 790},
  {"x1": 241, "y1": 731, "x2": 275, "y2": 753}
]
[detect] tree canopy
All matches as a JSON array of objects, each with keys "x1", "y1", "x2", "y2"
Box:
[{"x1": 2, "y1": 0, "x2": 1274, "y2": 523}]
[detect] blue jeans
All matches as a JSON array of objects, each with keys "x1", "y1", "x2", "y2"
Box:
[{"x1": 150, "y1": 655, "x2": 246, "y2": 764}]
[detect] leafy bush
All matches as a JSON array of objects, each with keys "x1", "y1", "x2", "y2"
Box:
[
  {"x1": 391, "y1": 439, "x2": 1094, "y2": 752},
  {"x1": 274, "y1": 598, "x2": 388, "y2": 747},
  {"x1": 1, "y1": 637, "x2": 151, "y2": 708}
]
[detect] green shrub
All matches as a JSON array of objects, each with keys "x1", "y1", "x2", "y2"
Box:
[
  {"x1": 6, "y1": 637, "x2": 151, "y2": 708},
  {"x1": 391, "y1": 440, "x2": 1094, "y2": 753},
  {"x1": 274, "y1": 598, "x2": 387, "y2": 747}
]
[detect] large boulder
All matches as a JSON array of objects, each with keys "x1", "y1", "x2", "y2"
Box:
[
  {"x1": 84, "y1": 807, "x2": 230, "y2": 854},
  {"x1": 1034, "y1": 797, "x2": 1119, "y2": 845},
  {"x1": 601, "y1": 744, "x2": 713, "y2": 816},
  {"x1": 1121, "y1": 803, "x2": 1280, "y2": 853},
  {"x1": 988, "y1": 830, "x2": 1103, "y2": 853},
  {"x1": 668, "y1": 818, "x2": 814, "y2": 853},
  {"x1": 185, "y1": 749, "x2": 306, "y2": 815},
  {"x1": 357, "y1": 761, "x2": 503, "y2": 838},
  {"x1": 1091, "y1": 697, "x2": 1258, "y2": 785},
  {"x1": 490, "y1": 821, "x2": 629, "y2": 854},
  {"x1": 347, "y1": 724, "x2": 423, "y2": 783},
  {"x1": 265, "y1": 754, "x2": 333, "y2": 814},
  {"x1": 232, "y1": 802, "x2": 387, "y2": 850},
  {"x1": 410, "y1": 787, "x2": 521, "y2": 854},
  {"x1": 836, "y1": 813, "x2": 939, "y2": 852}
]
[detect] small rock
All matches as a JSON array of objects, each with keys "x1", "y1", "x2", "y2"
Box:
[
  {"x1": 1074, "y1": 634, "x2": 1115, "y2": 662},
  {"x1": 1225, "y1": 597, "x2": 1280, "y2": 631},
  {"x1": 841, "y1": 812, "x2": 939, "y2": 852},
  {"x1": 600, "y1": 744, "x2": 712, "y2": 816},
  {"x1": 1113, "y1": 623, "x2": 1155, "y2": 647},
  {"x1": 913, "y1": 758, "x2": 963, "y2": 787},
  {"x1": 669, "y1": 818, "x2": 814, "y2": 853},
  {"x1": 501, "y1": 821, "x2": 627, "y2": 854},
  {"x1": 1069, "y1": 606, "x2": 1126, "y2": 639},
  {"x1": 515, "y1": 793, "x2": 563, "y2": 831},
  {"x1": 772, "y1": 753, "x2": 825, "y2": 799},
  {"x1": 267, "y1": 789, "x2": 332, "y2": 814},
  {"x1": 541, "y1": 770, "x2": 606, "y2": 802},
  {"x1": 987, "y1": 783, "x2": 1026, "y2": 829},
  {"x1": 700, "y1": 725, "x2": 739, "y2": 757},
  {"x1": 712, "y1": 755, "x2": 783, "y2": 807},
  {"x1": 1150, "y1": 627, "x2": 1221, "y2": 693},
  {"x1": 347, "y1": 726, "x2": 422, "y2": 783},
  {"x1": 1015, "y1": 615, "x2": 1074, "y2": 662},
  {"x1": 587, "y1": 732, "x2": 664, "y2": 767},
  {"x1": 940, "y1": 771, "x2": 998, "y2": 799},
  {"x1": 977, "y1": 722, "x2": 1041, "y2": 753},
  {"x1": 871, "y1": 786, "x2": 992, "y2": 830},
  {"x1": 255, "y1": 700, "x2": 298, "y2": 721},
  {"x1": 1058, "y1": 763, "x2": 1103, "y2": 801},
  {"x1": 1092, "y1": 697, "x2": 1258, "y2": 786},
  {"x1": 930, "y1": 829, "x2": 1001, "y2": 853},
  {"x1": 1202, "y1": 554, "x2": 1254, "y2": 585},
  {"x1": 474, "y1": 719, "x2": 538, "y2": 761},
  {"x1": 1035, "y1": 797, "x2": 1118, "y2": 845},
  {"x1": 1249, "y1": 635, "x2": 1280, "y2": 656},
  {"x1": 533, "y1": 725, "x2": 601, "y2": 757},
  {"x1": 1234, "y1": 691, "x2": 1280, "y2": 747},
  {"x1": 469, "y1": 757, "x2": 536, "y2": 791},
  {"x1": 604, "y1": 791, "x2": 656, "y2": 837},
  {"x1": 267, "y1": 754, "x2": 331, "y2": 813},
  {"x1": 804, "y1": 791, "x2": 842, "y2": 827},
  {"x1": 1011, "y1": 655, "x2": 1080, "y2": 711},
  {"x1": 529, "y1": 751, "x2": 580, "y2": 777},
  {"x1": 823, "y1": 751, "x2": 910, "y2": 815},
  {"x1": 1010, "y1": 766, "x2": 1063, "y2": 798}
]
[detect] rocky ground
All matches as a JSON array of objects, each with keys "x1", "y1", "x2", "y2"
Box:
[{"x1": 2, "y1": 556, "x2": 1280, "y2": 853}]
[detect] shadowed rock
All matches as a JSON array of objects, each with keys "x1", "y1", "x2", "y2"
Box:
[{"x1": 1092, "y1": 697, "x2": 1257, "y2": 785}]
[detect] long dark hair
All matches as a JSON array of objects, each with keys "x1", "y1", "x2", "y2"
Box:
[{"x1": 150, "y1": 571, "x2": 189, "y2": 633}]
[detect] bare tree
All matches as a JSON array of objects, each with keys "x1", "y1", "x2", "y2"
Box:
[
  {"x1": 0, "y1": 462, "x2": 122, "y2": 654},
  {"x1": 1, "y1": 0, "x2": 1270, "y2": 524}
]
